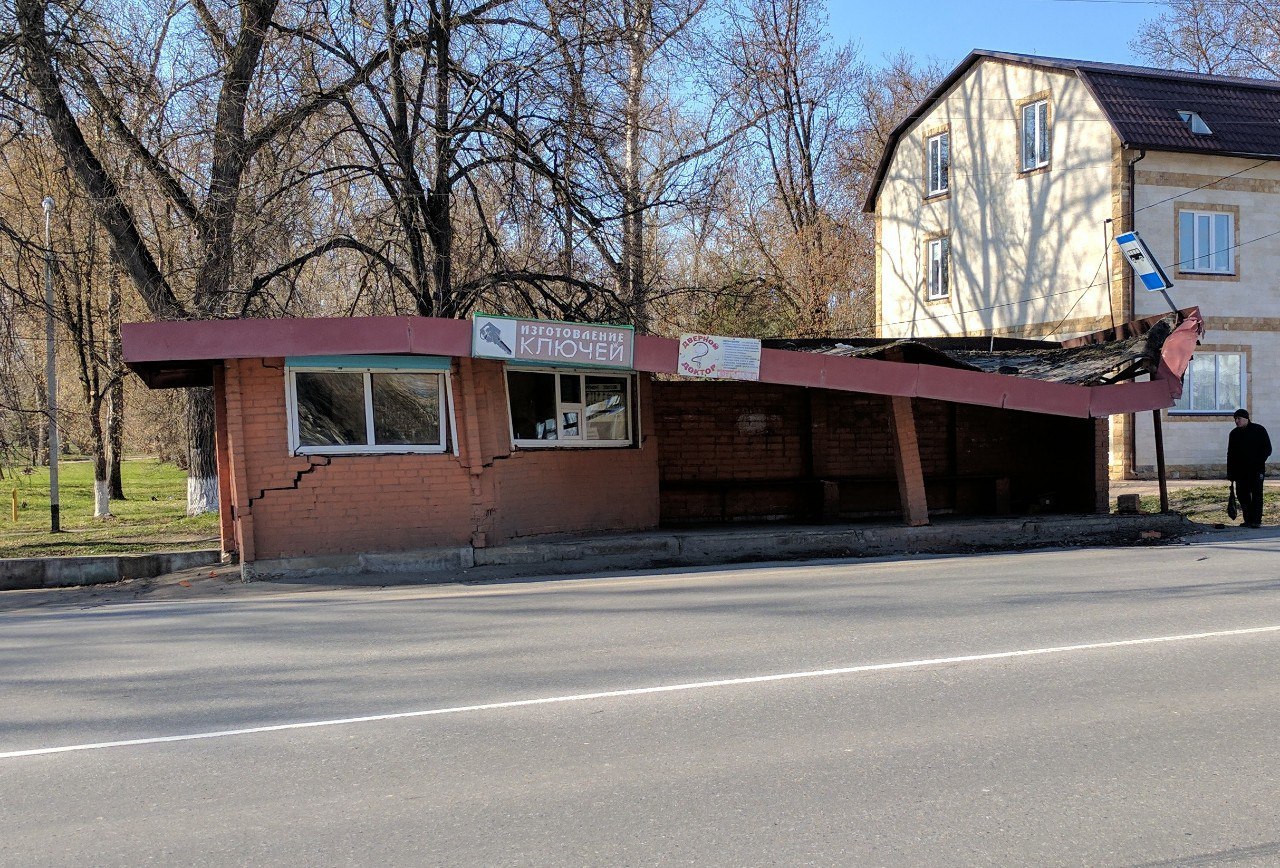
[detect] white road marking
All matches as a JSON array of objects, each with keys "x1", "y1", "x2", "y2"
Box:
[{"x1": 4, "y1": 623, "x2": 1279, "y2": 760}]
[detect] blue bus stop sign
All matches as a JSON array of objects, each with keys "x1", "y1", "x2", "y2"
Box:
[{"x1": 1114, "y1": 231, "x2": 1173, "y2": 291}]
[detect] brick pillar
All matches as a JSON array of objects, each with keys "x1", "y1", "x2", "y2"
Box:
[
  {"x1": 889, "y1": 395, "x2": 929, "y2": 526},
  {"x1": 1094, "y1": 417, "x2": 1111, "y2": 514}
]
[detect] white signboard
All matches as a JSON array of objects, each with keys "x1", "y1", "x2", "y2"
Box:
[
  {"x1": 678, "y1": 333, "x2": 762, "y2": 381},
  {"x1": 472, "y1": 315, "x2": 634, "y2": 369},
  {"x1": 1115, "y1": 231, "x2": 1173, "y2": 291}
]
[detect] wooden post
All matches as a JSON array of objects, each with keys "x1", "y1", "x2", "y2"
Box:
[
  {"x1": 1153, "y1": 409, "x2": 1169, "y2": 514},
  {"x1": 889, "y1": 395, "x2": 930, "y2": 526}
]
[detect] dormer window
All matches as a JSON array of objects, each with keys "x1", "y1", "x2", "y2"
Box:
[{"x1": 1178, "y1": 110, "x2": 1212, "y2": 135}]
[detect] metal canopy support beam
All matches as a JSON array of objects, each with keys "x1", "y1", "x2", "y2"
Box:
[
  {"x1": 1153, "y1": 409, "x2": 1169, "y2": 513},
  {"x1": 889, "y1": 395, "x2": 930, "y2": 527}
]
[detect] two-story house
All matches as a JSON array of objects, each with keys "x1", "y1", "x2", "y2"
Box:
[{"x1": 867, "y1": 50, "x2": 1280, "y2": 478}]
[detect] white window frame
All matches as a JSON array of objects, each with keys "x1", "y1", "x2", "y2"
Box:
[
  {"x1": 926, "y1": 132, "x2": 950, "y2": 196},
  {"x1": 1171, "y1": 352, "x2": 1245, "y2": 415},
  {"x1": 926, "y1": 237, "x2": 950, "y2": 300},
  {"x1": 285, "y1": 361, "x2": 452, "y2": 455},
  {"x1": 506, "y1": 367, "x2": 634, "y2": 449},
  {"x1": 1178, "y1": 209, "x2": 1235, "y2": 275},
  {"x1": 1020, "y1": 99, "x2": 1050, "y2": 171}
]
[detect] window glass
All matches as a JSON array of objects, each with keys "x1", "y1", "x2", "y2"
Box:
[
  {"x1": 1217, "y1": 354, "x2": 1241, "y2": 412},
  {"x1": 1037, "y1": 101, "x2": 1050, "y2": 164},
  {"x1": 508, "y1": 370, "x2": 558, "y2": 440},
  {"x1": 1179, "y1": 209, "x2": 1234, "y2": 274},
  {"x1": 296, "y1": 372, "x2": 366, "y2": 446},
  {"x1": 371, "y1": 373, "x2": 441, "y2": 446},
  {"x1": 1214, "y1": 213, "x2": 1232, "y2": 272},
  {"x1": 1022, "y1": 104, "x2": 1036, "y2": 169},
  {"x1": 927, "y1": 133, "x2": 949, "y2": 194},
  {"x1": 585, "y1": 376, "x2": 629, "y2": 441},
  {"x1": 1173, "y1": 353, "x2": 1244, "y2": 413},
  {"x1": 927, "y1": 238, "x2": 949, "y2": 299},
  {"x1": 1178, "y1": 211, "x2": 1194, "y2": 268}
]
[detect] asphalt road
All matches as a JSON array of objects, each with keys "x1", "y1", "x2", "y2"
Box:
[{"x1": 4, "y1": 530, "x2": 1280, "y2": 866}]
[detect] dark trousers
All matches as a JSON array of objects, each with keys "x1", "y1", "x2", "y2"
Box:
[{"x1": 1237, "y1": 474, "x2": 1265, "y2": 526}]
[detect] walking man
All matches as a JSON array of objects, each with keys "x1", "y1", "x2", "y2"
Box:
[{"x1": 1227, "y1": 409, "x2": 1271, "y2": 528}]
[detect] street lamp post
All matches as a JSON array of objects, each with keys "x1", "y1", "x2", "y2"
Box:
[{"x1": 42, "y1": 196, "x2": 59, "y2": 533}]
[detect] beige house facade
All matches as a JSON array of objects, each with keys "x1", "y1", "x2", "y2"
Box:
[{"x1": 869, "y1": 50, "x2": 1280, "y2": 478}]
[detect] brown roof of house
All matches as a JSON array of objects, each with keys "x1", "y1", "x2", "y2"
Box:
[{"x1": 863, "y1": 50, "x2": 1280, "y2": 212}]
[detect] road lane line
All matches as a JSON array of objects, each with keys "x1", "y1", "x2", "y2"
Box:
[{"x1": 4, "y1": 623, "x2": 1279, "y2": 760}]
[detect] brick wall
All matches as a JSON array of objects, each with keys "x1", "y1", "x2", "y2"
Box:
[
  {"x1": 221, "y1": 357, "x2": 659, "y2": 562},
  {"x1": 653, "y1": 381, "x2": 1100, "y2": 523}
]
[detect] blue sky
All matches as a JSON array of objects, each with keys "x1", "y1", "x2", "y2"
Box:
[{"x1": 824, "y1": 0, "x2": 1159, "y2": 70}]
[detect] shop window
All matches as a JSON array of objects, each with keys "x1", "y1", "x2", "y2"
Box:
[
  {"x1": 1171, "y1": 353, "x2": 1243, "y2": 415},
  {"x1": 286, "y1": 357, "x2": 451, "y2": 454},
  {"x1": 507, "y1": 369, "x2": 633, "y2": 447}
]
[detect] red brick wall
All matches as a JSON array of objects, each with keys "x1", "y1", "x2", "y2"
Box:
[
  {"x1": 653, "y1": 381, "x2": 1100, "y2": 523},
  {"x1": 221, "y1": 357, "x2": 659, "y2": 562}
]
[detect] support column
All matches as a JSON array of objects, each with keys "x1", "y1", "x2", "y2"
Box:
[
  {"x1": 1153, "y1": 409, "x2": 1169, "y2": 513},
  {"x1": 889, "y1": 395, "x2": 929, "y2": 527},
  {"x1": 212, "y1": 365, "x2": 235, "y2": 557}
]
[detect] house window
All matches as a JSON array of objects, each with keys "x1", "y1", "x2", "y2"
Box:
[
  {"x1": 286, "y1": 356, "x2": 451, "y2": 454},
  {"x1": 927, "y1": 132, "x2": 950, "y2": 196},
  {"x1": 1178, "y1": 110, "x2": 1212, "y2": 135},
  {"x1": 507, "y1": 369, "x2": 633, "y2": 447},
  {"x1": 926, "y1": 237, "x2": 950, "y2": 300},
  {"x1": 1172, "y1": 353, "x2": 1244, "y2": 414},
  {"x1": 1178, "y1": 209, "x2": 1234, "y2": 274},
  {"x1": 1020, "y1": 99, "x2": 1050, "y2": 171}
]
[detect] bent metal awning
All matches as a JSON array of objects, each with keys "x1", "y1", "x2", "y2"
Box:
[{"x1": 121, "y1": 308, "x2": 1203, "y2": 420}]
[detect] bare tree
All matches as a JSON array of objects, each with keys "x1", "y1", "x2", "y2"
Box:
[{"x1": 1134, "y1": 0, "x2": 1280, "y2": 77}]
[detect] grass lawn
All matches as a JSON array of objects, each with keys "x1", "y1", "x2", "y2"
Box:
[
  {"x1": 0, "y1": 459, "x2": 219, "y2": 559},
  {"x1": 1138, "y1": 484, "x2": 1280, "y2": 527}
]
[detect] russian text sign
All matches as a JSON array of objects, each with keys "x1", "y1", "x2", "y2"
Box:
[
  {"x1": 677, "y1": 333, "x2": 762, "y2": 381},
  {"x1": 472, "y1": 315, "x2": 634, "y2": 369}
]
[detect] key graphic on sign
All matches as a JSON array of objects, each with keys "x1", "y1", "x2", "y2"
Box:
[{"x1": 479, "y1": 322, "x2": 513, "y2": 355}]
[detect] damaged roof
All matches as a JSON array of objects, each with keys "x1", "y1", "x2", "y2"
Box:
[{"x1": 764, "y1": 314, "x2": 1179, "y2": 387}]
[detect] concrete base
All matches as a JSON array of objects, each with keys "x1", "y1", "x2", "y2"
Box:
[
  {"x1": 239, "y1": 513, "x2": 1193, "y2": 584},
  {"x1": 0, "y1": 550, "x2": 223, "y2": 592}
]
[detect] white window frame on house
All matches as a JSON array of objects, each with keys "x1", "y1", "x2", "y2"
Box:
[
  {"x1": 1020, "y1": 99, "x2": 1050, "y2": 171},
  {"x1": 506, "y1": 367, "x2": 634, "y2": 448},
  {"x1": 285, "y1": 356, "x2": 453, "y2": 455},
  {"x1": 926, "y1": 131, "x2": 950, "y2": 196},
  {"x1": 1178, "y1": 209, "x2": 1235, "y2": 274},
  {"x1": 926, "y1": 237, "x2": 950, "y2": 300},
  {"x1": 1171, "y1": 352, "x2": 1245, "y2": 415}
]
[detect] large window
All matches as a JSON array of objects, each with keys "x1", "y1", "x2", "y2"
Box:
[
  {"x1": 1178, "y1": 208, "x2": 1235, "y2": 274},
  {"x1": 286, "y1": 357, "x2": 451, "y2": 454},
  {"x1": 926, "y1": 132, "x2": 950, "y2": 196},
  {"x1": 507, "y1": 369, "x2": 633, "y2": 447},
  {"x1": 926, "y1": 237, "x2": 950, "y2": 300},
  {"x1": 1020, "y1": 99, "x2": 1050, "y2": 171},
  {"x1": 1172, "y1": 353, "x2": 1243, "y2": 415}
]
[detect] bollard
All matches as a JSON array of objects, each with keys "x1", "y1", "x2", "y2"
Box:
[{"x1": 11, "y1": 488, "x2": 17, "y2": 521}]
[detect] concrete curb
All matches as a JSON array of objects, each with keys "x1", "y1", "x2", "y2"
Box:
[
  {"x1": 241, "y1": 513, "x2": 1194, "y2": 584},
  {"x1": 0, "y1": 550, "x2": 223, "y2": 591}
]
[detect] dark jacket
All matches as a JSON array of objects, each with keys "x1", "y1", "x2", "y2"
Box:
[{"x1": 1227, "y1": 422, "x2": 1272, "y2": 481}]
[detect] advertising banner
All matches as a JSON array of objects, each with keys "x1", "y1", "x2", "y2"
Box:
[
  {"x1": 677, "y1": 333, "x2": 762, "y2": 381},
  {"x1": 472, "y1": 315, "x2": 634, "y2": 369}
]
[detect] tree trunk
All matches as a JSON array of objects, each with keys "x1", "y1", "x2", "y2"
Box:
[
  {"x1": 185, "y1": 387, "x2": 219, "y2": 515},
  {"x1": 623, "y1": 16, "x2": 648, "y2": 331},
  {"x1": 88, "y1": 398, "x2": 110, "y2": 518}
]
